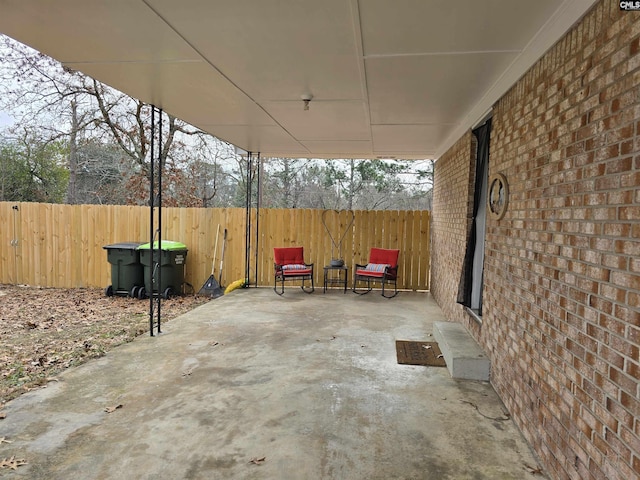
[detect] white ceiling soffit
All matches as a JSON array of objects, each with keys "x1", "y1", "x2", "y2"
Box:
[{"x1": 0, "y1": 0, "x2": 598, "y2": 160}]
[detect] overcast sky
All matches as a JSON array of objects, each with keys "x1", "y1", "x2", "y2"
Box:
[{"x1": 0, "y1": 111, "x2": 13, "y2": 127}]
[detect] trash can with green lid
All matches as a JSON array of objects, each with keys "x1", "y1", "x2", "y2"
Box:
[
  {"x1": 103, "y1": 242, "x2": 144, "y2": 298},
  {"x1": 137, "y1": 241, "x2": 188, "y2": 299}
]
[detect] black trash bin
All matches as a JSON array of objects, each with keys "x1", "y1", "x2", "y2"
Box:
[
  {"x1": 103, "y1": 242, "x2": 144, "y2": 297},
  {"x1": 137, "y1": 240, "x2": 188, "y2": 299}
]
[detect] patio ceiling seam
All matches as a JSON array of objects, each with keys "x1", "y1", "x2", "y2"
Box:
[{"x1": 140, "y1": 0, "x2": 311, "y2": 155}]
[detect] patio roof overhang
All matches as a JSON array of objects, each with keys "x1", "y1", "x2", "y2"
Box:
[{"x1": 0, "y1": 0, "x2": 597, "y2": 160}]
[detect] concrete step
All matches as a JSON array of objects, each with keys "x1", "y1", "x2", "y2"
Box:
[{"x1": 433, "y1": 321, "x2": 490, "y2": 381}]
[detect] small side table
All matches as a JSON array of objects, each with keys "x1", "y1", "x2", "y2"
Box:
[{"x1": 323, "y1": 265, "x2": 348, "y2": 293}]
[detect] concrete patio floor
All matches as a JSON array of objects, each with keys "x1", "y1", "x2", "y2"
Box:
[{"x1": 0, "y1": 288, "x2": 546, "y2": 479}]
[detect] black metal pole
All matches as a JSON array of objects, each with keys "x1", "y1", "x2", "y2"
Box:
[
  {"x1": 149, "y1": 106, "x2": 155, "y2": 336},
  {"x1": 157, "y1": 108, "x2": 163, "y2": 334},
  {"x1": 244, "y1": 152, "x2": 252, "y2": 286},
  {"x1": 254, "y1": 152, "x2": 260, "y2": 287}
]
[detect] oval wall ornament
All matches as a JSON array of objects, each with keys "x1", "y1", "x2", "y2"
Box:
[{"x1": 488, "y1": 172, "x2": 509, "y2": 220}]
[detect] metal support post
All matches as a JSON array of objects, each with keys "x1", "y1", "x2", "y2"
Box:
[{"x1": 148, "y1": 105, "x2": 163, "y2": 336}]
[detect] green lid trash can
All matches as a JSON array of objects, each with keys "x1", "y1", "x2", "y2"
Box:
[
  {"x1": 137, "y1": 241, "x2": 188, "y2": 299},
  {"x1": 103, "y1": 242, "x2": 144, "y2": 298}
]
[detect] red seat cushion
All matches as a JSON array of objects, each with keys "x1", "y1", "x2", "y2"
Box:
[
  {"x1": 356, "y1": 268, "x2": 385, "y2": 278},
  {"x1": 282, "y1": 268, "x2": 312, "y2": 276},
  {"x1": 355, "y1": 249, "x2": 399, "y2": 279}
]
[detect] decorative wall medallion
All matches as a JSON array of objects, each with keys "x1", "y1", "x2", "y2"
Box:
[{"x1": 488, "y1": 173, "x2": 509, "y2": 220}]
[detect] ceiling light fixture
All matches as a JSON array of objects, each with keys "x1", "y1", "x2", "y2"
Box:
[{"x1": 301, "y1": 94, "x2": 313, "y2": 111}]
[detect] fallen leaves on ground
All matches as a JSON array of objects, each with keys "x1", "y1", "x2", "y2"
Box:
[
  {"x1": 0, "y1": 456, "x2": 27, "y2": 470},
  {"x1": 524, "y1": 463, "x2": 544, "y2": 475},
  {"x1": 0, "y1": 284, "x2": 210, "y2": 404}
]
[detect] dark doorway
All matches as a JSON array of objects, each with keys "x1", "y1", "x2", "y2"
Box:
[{"x1": 457, "y1": 119, "x2": 491, "y2": 317}]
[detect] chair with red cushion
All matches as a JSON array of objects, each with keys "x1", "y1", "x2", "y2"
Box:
[
  {"x1": 352, "y1": 248, "x2": 399, "y2": 298},
  {"x1": 273, "y1": 246, "x2": 314, "y2": 295}
]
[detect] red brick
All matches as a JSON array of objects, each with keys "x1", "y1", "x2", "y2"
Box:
[
  {"x1": 626, "y1": 361, "x2": 640, "y2": 380},
  {"x1": 610, "y1": 271, "x2": 640, "y2": 290},
  {"x1": 620, "y1": 139, "x2": 635, "y2": 155},
  {"x1": 619, "y1": 206, "x2": 640, "y2": 221},
  {"x1": 607, "y1": 189, "x2": 634, "y2": 204},
  {"x1": 593, "y1": 432, "x2": 610, "y2": 458},
  {"x1": 614, "y1": 304, "x2": 640, "y2": 325},
  {"x1": 599, "y1": 314, "x2": 627, "y2": 337},
  {"x1": 628, "y1": 292, "x2": 640, "y2": 310},
  {"x1": 615, "y1": 240, "x2": 640, "y2": 256},
  {"x1": 606, "y1": 397, "x2": 632, "y2": 428},
  {"x1": 606, "y1": 157, "x2": 633, "y2": 175},
  {"x1": 599, "y1": 284, "x2": 626, "y2": 302},
  {"x1": 587, "y1": 323, "x2": 609, "y2": 342},
  {"x1": 606, "y1": 125, "x2": 635, "y2": 145},
  {"x1": 595, "y1": 144, "x2": 620, "y2": 162},
  {"x1": 603, "y1": 222, "x2": 631, "y2": 237},
  {"x1": 592, "y1": 237, "x2": 615, "y2": 252},
  {"x1": 584, "y1": 193, "x2": 608, "y2": 206},
  {"x1": 601, "y1": 254, "x2": 628, "y2": 269},
  {"x1": 621, "y1": 171, "x2": 640, "y2": 188},
  {"x1": 620, "y1": 391, "x2": 640, "y2": 417},
  {"x1": 595, "y1": 175, "x2": 620, "y2": 190},
  {"x1": 610, "y1": 366, "x2": 638, "y2": 397}
]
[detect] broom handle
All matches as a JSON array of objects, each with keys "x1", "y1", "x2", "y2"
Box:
[
  {"x1": 211, "y1": 224, "x2": 220, "y2": 275},
  {"x1": 218, "y1": 228, "x2": 227, "y2": 284}
]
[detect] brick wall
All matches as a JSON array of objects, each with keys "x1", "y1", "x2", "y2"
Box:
[{"x1": 431, "y1": 1, "x2": 640, "y2": 479}]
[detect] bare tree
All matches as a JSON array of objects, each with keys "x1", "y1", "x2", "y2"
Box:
[
  {"x1": 260, "y1": 158, "x2": 432, "y2": 210},
  {"x1": 181, "y1": 136, "x2": 237, "y2": 207},
  {"x1": 0, "y1": 34, "x2": 234, "y2": 206}
]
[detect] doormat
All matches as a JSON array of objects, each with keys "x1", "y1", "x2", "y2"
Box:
[{"x1": 396, "y1": 340, "x2": 447, "y2": 367}]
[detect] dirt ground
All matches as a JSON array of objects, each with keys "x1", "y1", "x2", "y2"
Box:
[{"x1": 0, "y1": 284, "x2": 210, "y2": 406}]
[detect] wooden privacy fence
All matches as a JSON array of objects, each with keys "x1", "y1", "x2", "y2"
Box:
[{"x1": 0, "y1": 202, "x2": 430, "y2": 292}]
